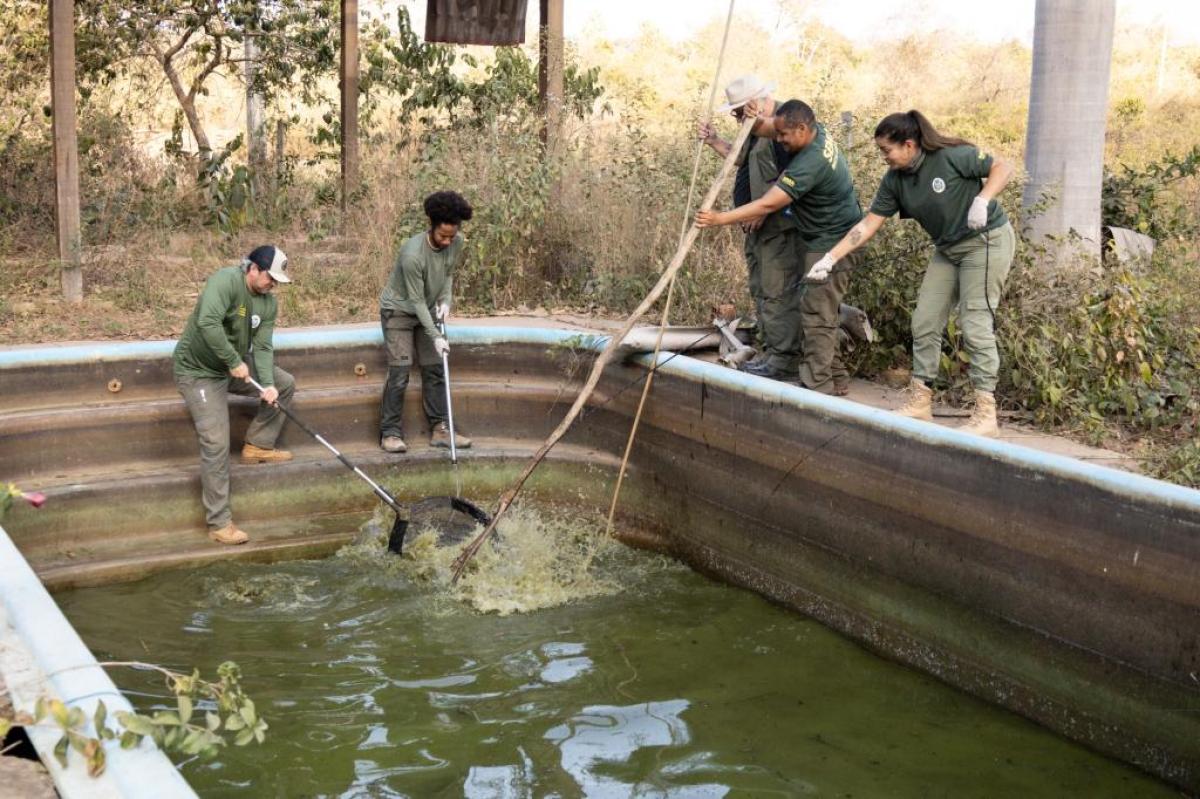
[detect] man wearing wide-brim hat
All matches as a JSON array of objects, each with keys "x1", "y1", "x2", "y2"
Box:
[
  {"x1": 699, "y1": 74, "x2": 803, "y2": 381},
  {"x1": 173, "y1": 244, "x2": 296, "y2": 546}
]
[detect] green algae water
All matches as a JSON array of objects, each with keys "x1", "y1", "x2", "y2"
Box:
[{"x1": 56, "y1": 508, "x2": 1172, "y2": 798}]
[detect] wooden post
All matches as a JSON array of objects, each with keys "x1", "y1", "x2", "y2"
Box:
[
  {"x1": 340, "y1": 0, "x2": 359, "y2": 212},
  {"x1": 49, "y1": 0, "x2": 82, "y2": 303},
  {"x1": 537, "y1": 0, "x2": 564, "y2": 153}
]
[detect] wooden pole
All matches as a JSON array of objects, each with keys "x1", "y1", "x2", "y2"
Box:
[
  {"x1": 49, "y1": 0, "x2": 82, "y2": 303},
  {"x1": 450, "y1": 117, "x2": 757, "y2": 583},
  {"x1": 340, "y1": 0, "x2": 359, "y2": 212},
  {"x1": 537, "y1": 0, "x2": 564, "y2": 153}
]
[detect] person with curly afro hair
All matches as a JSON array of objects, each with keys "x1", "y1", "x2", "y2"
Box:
[{"x1": 378, "y1": 191, "x2": 474, "y2": 453}]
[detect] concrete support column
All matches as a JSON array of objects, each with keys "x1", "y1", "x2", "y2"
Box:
[
  {"x1": 537, "y1": 0, "x2": 563, "y2": 155},
  {"x1": 49, "y1": 0, "x2": 82, "y2": 303},
  {"x1": 340, "y1": 0, "x2": 359, "y2": 212}
]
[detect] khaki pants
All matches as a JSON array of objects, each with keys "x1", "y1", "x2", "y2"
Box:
[
  {"x1": 911, "y1": 223, "x2": 1015, "y2": 392},
  {"x1": 380, "y1": 309, "x2": 447, "y2": 438},
  {"x1": 176, "y1": 366, "x2": 295, "y2": 529},
  {"x1": 797, "y1": 250, "x2": 857, "y2": 394}
]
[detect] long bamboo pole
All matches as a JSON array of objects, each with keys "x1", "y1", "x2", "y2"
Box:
[
  {"x1": 450, "y1": 116, "x2": 756, "y2": 583},
  {"x1": 604, "y1": 0, "x2": 738, "y2": 538}
]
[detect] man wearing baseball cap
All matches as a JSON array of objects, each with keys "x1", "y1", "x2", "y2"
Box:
[
  {"x1": 698, "y1": 74, "x2": 804, "y2": 381},
  {"x1": 173, "y1": 244, "x2": 295, "y2": 546}
]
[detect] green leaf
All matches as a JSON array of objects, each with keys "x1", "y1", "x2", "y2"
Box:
[
  {"x1": 223, "y1": 713, "x2": 245, "y2": 731},
  {"x1": 206, "y1": 711, "x2": 221, "y2": 732},
  {"x1": 239, "y1": 699, "x2": 257, "y2": 727},
  {"x1": 120, "y1": 730, "x2": 141, "y2": 750},
  {"x1": 234, "y1": 727, "x2": 255, "y2": 746},
  {"x1": 117, "y1": 712, "x2": 157, "y2": 736},
  {"x1": 94, "y1": 700, "x2": 108, "y2": 734},
  {"x1": 49, "y1": 699, "x2": 69, "y2": 726},
  {"x1": 177, "y1": 695, "x2": 193, "y2": 725},
  {"x1": 54, "y1": 734, "x2": 69, "y2": 767},
  {"x1": 152, "y1": 710, "x2": 182, "y2": 726}
]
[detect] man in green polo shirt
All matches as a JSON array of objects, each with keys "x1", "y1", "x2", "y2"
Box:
[
  {"x1": 696, "y1": 99, "x2": 863, "y2": 394},
  {"x1": 173, "y1": 245, "x2": 295, "y2": 546},
  {"x1": 379, "y1": 191, "x2": 474, "y2": 453}
]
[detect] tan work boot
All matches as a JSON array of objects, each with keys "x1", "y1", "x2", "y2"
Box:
[
  {"x1": 960, "y1": 390, "x2": 999, "y2": 437},
  {"x1": 209, "y1": 523, "x2": 249, "y2": 545},
  {"x1": 241, "y1": 443, "x2": 293, "y2": 464},
  {"x1": 430, "y1": 422, "x2": 472, "y2": 449},
  {"x1": 895, "y1": 378, "x2": 933, "y2": 420},
  {"x1": 381, "y1": 435, "x2": 408, "y2": 453},
  {"x1": 833, "y1": 376, "x2": 851, "y2": 397}
]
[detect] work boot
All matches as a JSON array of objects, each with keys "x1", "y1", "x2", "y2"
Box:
[
  {"x1": 430, "y1": 422, "x2": 472, "y2": 449},
  {"x1": 960, "y1": 390, "x2": 999, "y2": 437},
  {"x1": 209, "y1": 523, "x2": 249, "y2": 546},
  {"x1": 380, "y1": 435, "x2": 408, "y2": 453},
  {"x1": 895, "y1": 379, "x2": 933, "y2": 420},
  {"x1": 741, "y1": 360, "x2": 793, "y2": 381},
  {"x1": 833, "y1": 375, "x2": 851, "y2": 397},
  {"x1": 241, "y1": 443, "x2": 293, "y2": 464}
]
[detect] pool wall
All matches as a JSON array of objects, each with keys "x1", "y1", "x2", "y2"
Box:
[{"x1": 1, "y1": 324, "x2": 1197, "y2": 791}]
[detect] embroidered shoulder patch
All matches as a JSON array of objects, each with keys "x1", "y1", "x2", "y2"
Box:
[{"x1": 780, "y1": 175, "x2": 796, "y2": 187}]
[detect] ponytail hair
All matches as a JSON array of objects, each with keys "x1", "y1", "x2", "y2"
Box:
[{"x1": 874, "y1": 110, "x2": 972, "y2": 153}]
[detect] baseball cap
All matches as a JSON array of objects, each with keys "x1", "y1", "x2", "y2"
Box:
[{"x1": 246, "y1": 245, "x2": 291, "y2": 284}]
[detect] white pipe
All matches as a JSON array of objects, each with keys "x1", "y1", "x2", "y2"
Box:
[{"x1": 0, "y1": 525, "x2": 197, "y2": 798}]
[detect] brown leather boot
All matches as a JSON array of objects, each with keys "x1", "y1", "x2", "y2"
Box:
[
  {"x1": 241, "y1": 443, "x2": 294, "y2": 464},
  {"x1": 895, "y1": 379, "x2": 933, "y2": 420},
  {"x1": 380, "y1": 435, "x2": 408, "y2": 453},
  {"x1": 209, "y1": 523, "x2": 249, "y2": 545},
  {"x1": 960, "y1": 390, "x2": 999, "y2": 437},
  {"x1": 430, "y1": 422, "x2": 472, "y2": 449}
]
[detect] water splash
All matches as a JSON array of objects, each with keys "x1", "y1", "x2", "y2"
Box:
[{"x1": 335, "y1": 502, "x2": 672, "y2": 616}]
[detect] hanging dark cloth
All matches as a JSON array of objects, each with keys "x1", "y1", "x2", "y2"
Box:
[{"x1": 425, "y1": 0, "x2": 530, "y2": 46}]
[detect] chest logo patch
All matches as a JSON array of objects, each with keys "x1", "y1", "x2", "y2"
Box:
[
  {"x1": 931, "y1": 177, "x2": 946, "y2": 194},
  {"x1": 251, "y1": 314, "x2": 261, "y2": 330}
]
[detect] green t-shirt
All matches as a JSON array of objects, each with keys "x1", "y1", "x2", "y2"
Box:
[
  {"x1": 869, "y1": 145, "x2": 1008, "y2": 248},
  {"x1": 775, "y1": 123, "x2": 863, "y2": 252},
  {"x1": 380, "y1": 230, "x2": 463, "y2": 340},
  {"x1": 173, "y1": 265, "x2": 278, "y2": 384},
  {"x1": 748, "y1": 135, "x2": 797, "y2": 238}
]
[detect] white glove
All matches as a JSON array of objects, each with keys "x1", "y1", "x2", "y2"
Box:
[
  {"x1": 967, "y1": 195, "x2": 989, "y2": 230},
  {"x1": 436, "y1": 302, "x2": 450, "y2": 322},
  {"x1": 433, "y1": 336, "x2": 450, "y2": 358},
  {"x1": 805, "y1": 253, "x2": 836, "y2": 283}
]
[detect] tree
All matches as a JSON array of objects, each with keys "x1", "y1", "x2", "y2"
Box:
[
  {"x1": 74, "y1": 0, "x2": 341, "y2": 163},
  {"x1": 1022, "y1": 0, "x2": 1116, "y2": 264}
]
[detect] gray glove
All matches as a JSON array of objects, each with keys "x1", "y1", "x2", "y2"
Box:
[
  {"x1": 805, "y1": 253, "x2": 836, "y2": 283},
  {"x1": 967, "y1": 196, "x2": 989, "y2": 230},
  {"x1": 434, "y1": 336, "x2": 450, "y2": 358}
]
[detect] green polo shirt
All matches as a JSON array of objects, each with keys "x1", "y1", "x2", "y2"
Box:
[
  {"x1": 173, "y1": 265, "x2": 278, "y2": 385},
  {"x1": 775, "y1": 123, "x2": 863, "y2": 252},
  {"x1": 380, "y1": 231, "x2": 463, "y2": 340},
  {"x1": 869, "y1": 145, "x2": 1007, "y2": 248}
]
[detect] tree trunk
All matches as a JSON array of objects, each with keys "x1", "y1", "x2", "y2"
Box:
[{"x1": 1022, "y1": 0, "x2": 1116, "y2": 265}]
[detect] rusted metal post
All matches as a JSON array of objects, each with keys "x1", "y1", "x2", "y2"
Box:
[
  {"x1": 49, "y1": 0, "x2": 82, "y2": 303},
  {"x1": 340, "y1": 0, "x2": 359, "y2": 212},
  {"x1": 537, "y1": 0, "x2": 564, "y2": 154}
]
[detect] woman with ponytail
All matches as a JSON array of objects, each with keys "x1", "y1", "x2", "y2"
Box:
[{"x1": 807, "y1": 109, "x2": 1015, "y2": 436}]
